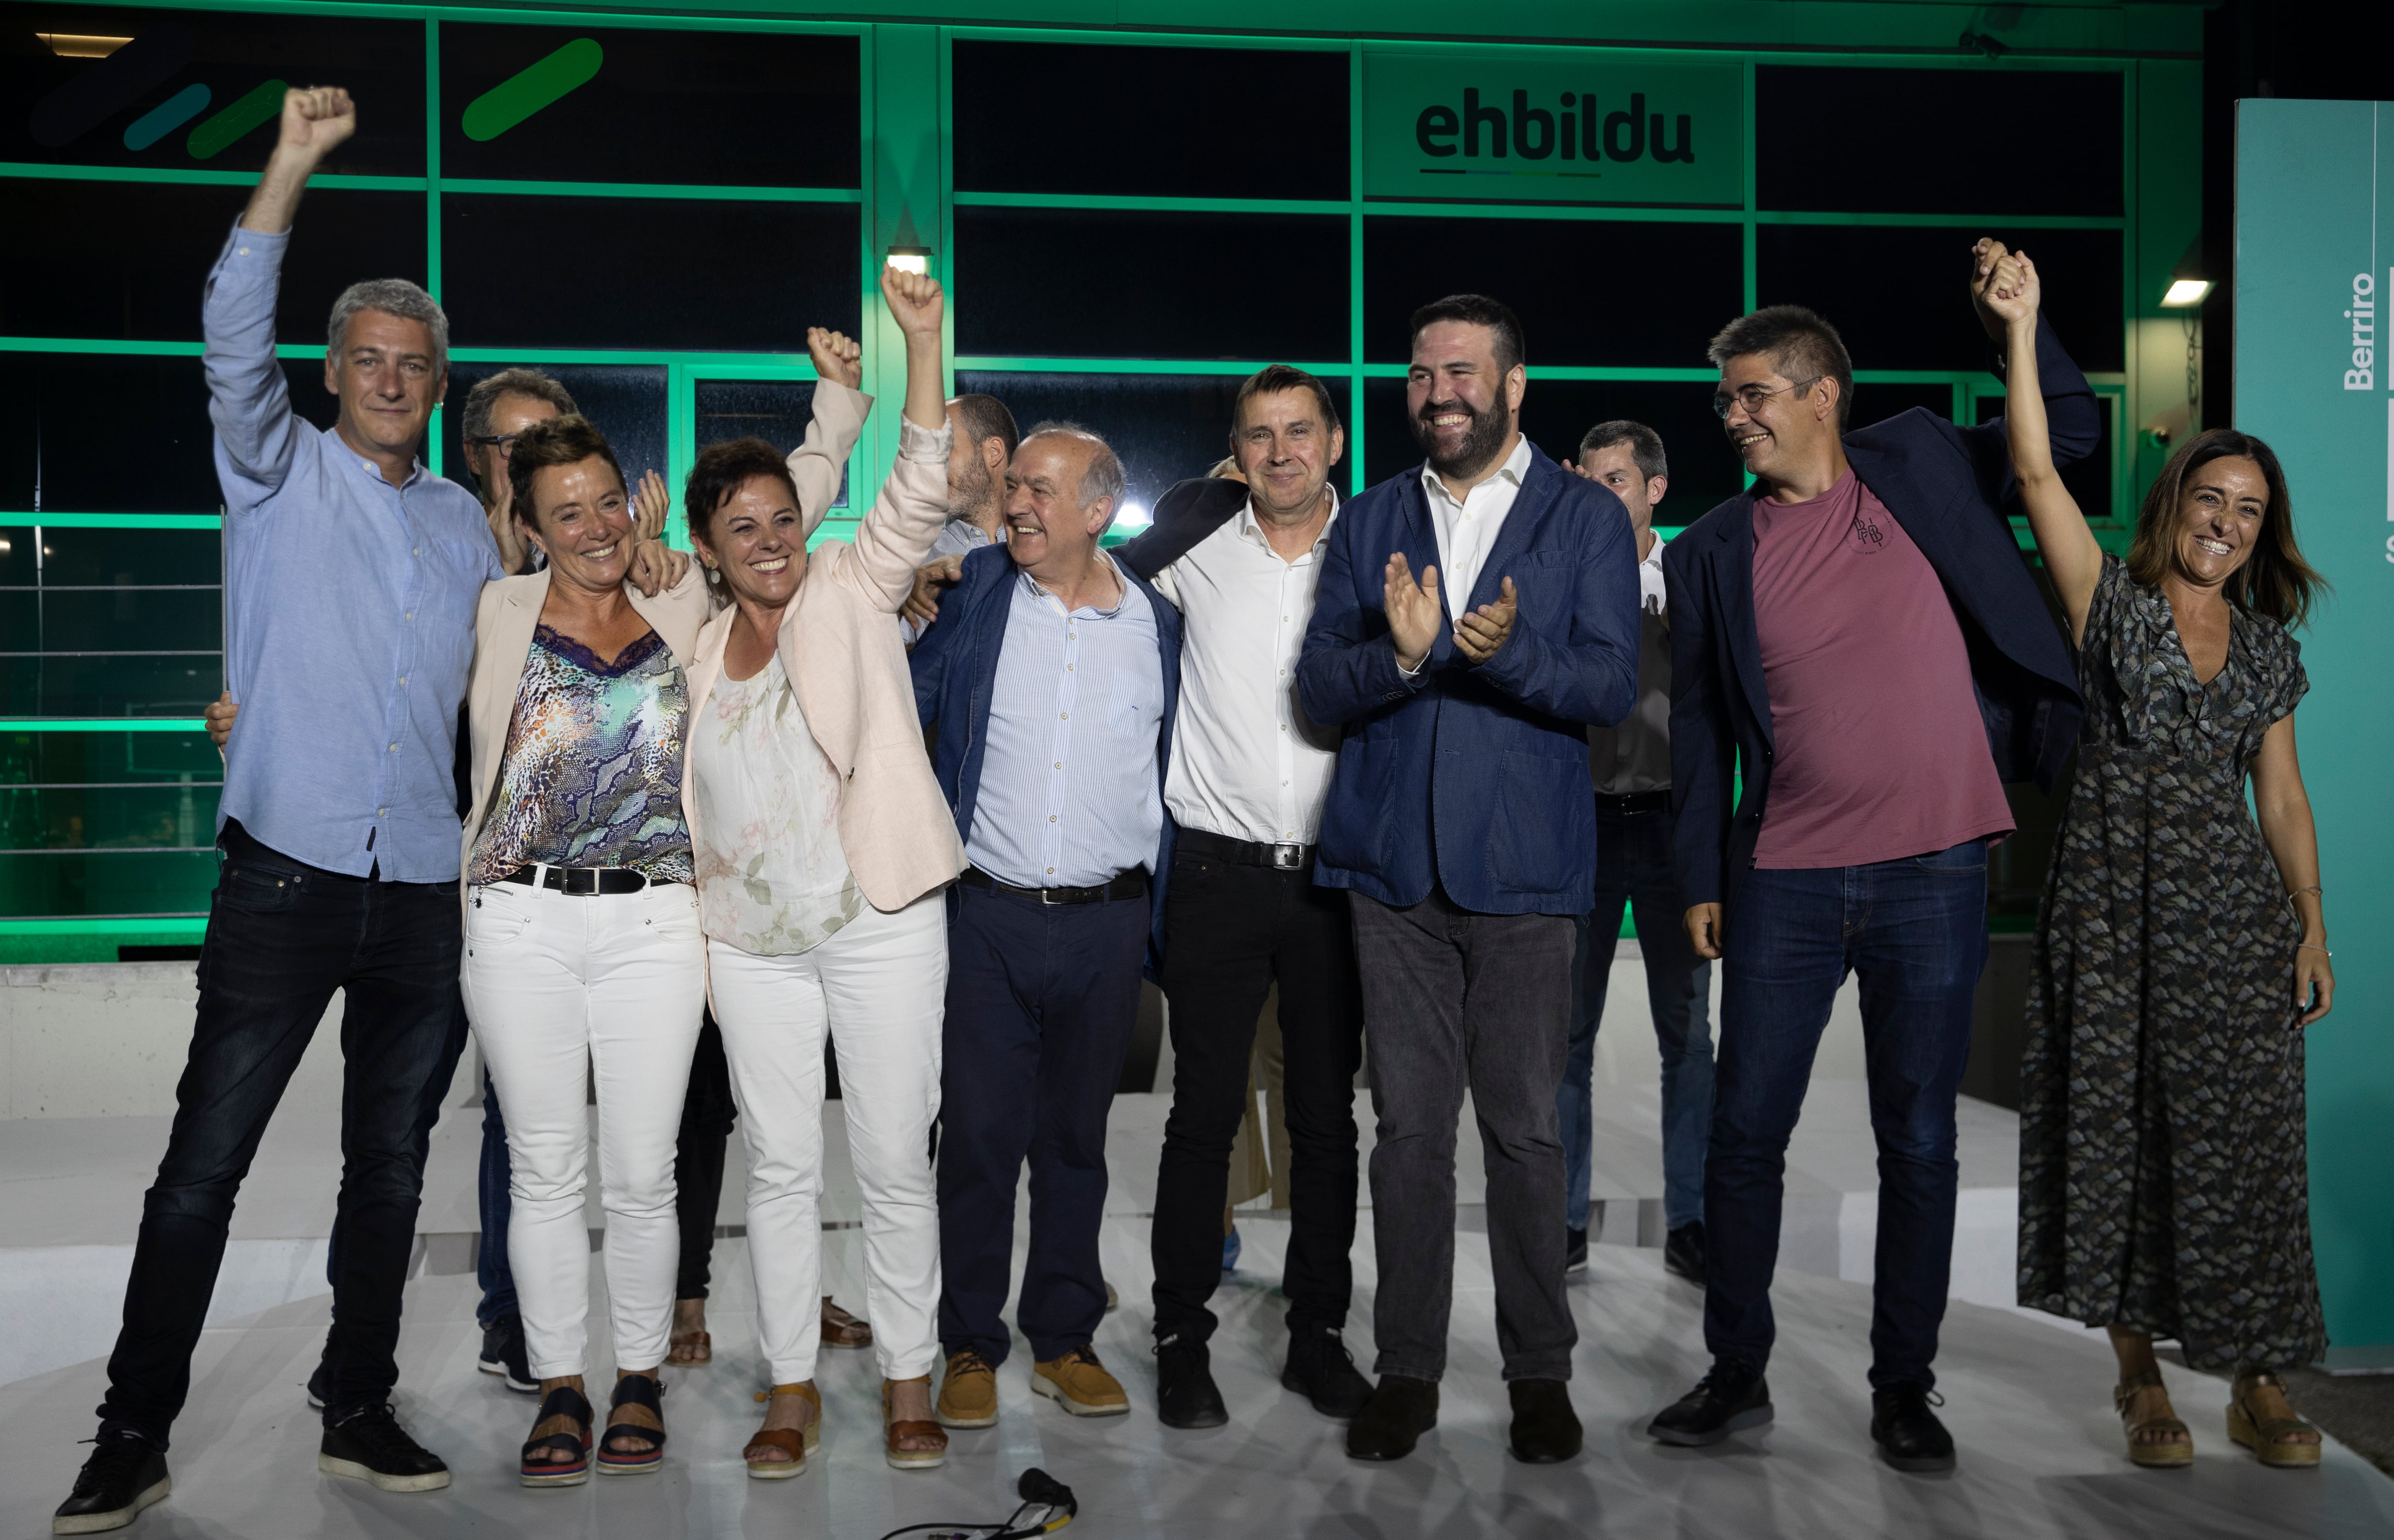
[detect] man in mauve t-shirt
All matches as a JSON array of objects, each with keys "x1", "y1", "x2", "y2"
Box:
[{"x1": 1643, "y1": 252, "x2": 2092, "y2": 1473}]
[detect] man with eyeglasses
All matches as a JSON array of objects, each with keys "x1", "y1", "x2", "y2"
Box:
[{"x1": 1645, "y1": 246, "x2": 2091, "y2": 1473}]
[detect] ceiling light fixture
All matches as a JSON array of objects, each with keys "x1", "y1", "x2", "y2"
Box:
[{"x1": 39, "y1": 33, "x2": 133, "y2": 57}]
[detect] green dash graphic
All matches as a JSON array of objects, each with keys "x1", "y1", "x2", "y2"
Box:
[
  {"x1": 187, "y1": 79, "x2": 286, "y2": 160},
  {"x1": 463, "y1": 38, "x2": 603, "y2": 141}
]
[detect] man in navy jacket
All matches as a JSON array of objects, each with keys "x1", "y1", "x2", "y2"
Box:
[
  {"x1": 910, "y1": 424, "x2": 1180, "y2": 1428},
  {"x1": 1647, "y1": 243, "x2": 2088, "y2": 1472},
  {"x1": 1298, "y1": 294, "x2": 1640, "y2": 1465}
]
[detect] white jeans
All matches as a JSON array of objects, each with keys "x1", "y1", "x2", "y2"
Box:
[
  {"x1": 463, "y1": 877, "x2": 706, "y2": 1379},
  {"x1": 707, "y1": 891, "x2": 947, "y2": 1383}
]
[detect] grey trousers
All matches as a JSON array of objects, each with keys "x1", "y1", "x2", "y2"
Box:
[{"x1": 1350, "y1": 887, "x2": 1579, "y2": 1383}]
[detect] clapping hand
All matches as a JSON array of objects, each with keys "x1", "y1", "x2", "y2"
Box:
[
  {"x1": 807, "y1": 327, "x2": 863, "y2": 390},
  {"x1": 1453, "y1": 576, "x2": 1517, "y2": 664},
  {"x1": 632, "y1": 468, "x2": 670, "y2": 543},
  {"x1": 1383, "y1": 552, "x2": 1443, "y2": 673},
  {"x1": 486, "y1": 469, "x2": 531, "y2": 575}
]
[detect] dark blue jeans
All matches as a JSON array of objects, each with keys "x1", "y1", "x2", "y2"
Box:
[
  {"x1": 937, "y1": 880, "x2": 1147, "y2": 1366},
  {"x1": 477, "y1": 1069, "x2": 518, "y2": 1324},
  {"x1": 1561, "y1": 800, "x2": 1714, "y2": 1233},
  {"x1": 1704, "y1": 839, "x2": 1988, "y2": 1392},
  {"x1": 99, "y1": 829, "x2": 463, "y2": 1443}
]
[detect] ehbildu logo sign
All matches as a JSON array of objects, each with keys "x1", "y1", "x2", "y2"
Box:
[{"x1": 1363, "y1": 53, "x2": 1742, "y2": 207}]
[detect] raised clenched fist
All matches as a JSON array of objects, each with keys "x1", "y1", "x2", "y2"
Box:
[
  {"x1": 881, "y1": 265, "x2": 946, "y2": 341},
  {"x1": 277, "y1": 86, "x2": 356, "y2": 160},
  {"x1": 806, "y1": 327, "x2": 863, "y2": 390}
]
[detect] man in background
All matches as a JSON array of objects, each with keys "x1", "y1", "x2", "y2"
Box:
[{"x1": 900, "y1": 393, "x2": 1018, "y2": 645}]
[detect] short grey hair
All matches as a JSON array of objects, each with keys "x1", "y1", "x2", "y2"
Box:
[
  {"x1": 326, "y1": 279, "x2": 450, "y2": 376},
  {"x1": 1026, "y1": 419, "x2": 1125, "y2": 526}
]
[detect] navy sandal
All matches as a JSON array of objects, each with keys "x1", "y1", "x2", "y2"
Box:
[
  {"x1": 519, "y1": 1384, "x2": 595, "y2": 1487},
  {"x1": 598, "y1": 1373, "x2": 667, "y2": 1475}
]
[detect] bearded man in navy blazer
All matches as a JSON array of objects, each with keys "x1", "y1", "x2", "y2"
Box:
[{"x1": 1297, "y1": 294, "x2": 1640, "y2": 1466}]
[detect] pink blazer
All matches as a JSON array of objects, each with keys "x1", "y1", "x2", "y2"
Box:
[{"x1": 679, "y1": 434, "x2": 965, "y2": 915}]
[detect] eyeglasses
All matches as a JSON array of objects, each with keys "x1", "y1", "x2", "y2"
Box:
[
  {"x1": 467, "y1": 433, "x2": 523, "y2": 454},
  {"x1": 1711, "y1": 377, "x2": 1823, "y2": 419}
]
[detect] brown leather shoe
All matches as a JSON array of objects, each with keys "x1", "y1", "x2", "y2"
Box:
[
  {"x1": 883, "y1": 1378, "x2": 949, "y2": 1470},
  {"x1": 937, "y1": 1350, "x2": 1000, "y2": 1430},
  {"x1": 1032, "y1": 1346, "x2": 1130, "y2": 1417}
]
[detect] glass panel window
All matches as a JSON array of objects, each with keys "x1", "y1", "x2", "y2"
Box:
[
  {"x1": 7, "y1": 654, "x2": 223, "y2": 717},
  {"x1": 954, "y1": 208, "x2": 1347, "y2": 361},
  {"x1": 1364, "y1": 376, "x2": 1743, "y2": 513},
  {"x1": 439, "y1": 24, "x2": 858, "y2": 188},
  {"x1": 694, "y1": 379, "x2": 848, "y2": 509},
  {"x1": 0, "y1": 848, "x2": 221, "y2": 919},
  {"x1": 3, "y1": 7, "x2": 424, "y2": 175},
  {"x1": 955, "y1": 371, "x2": 1354, "y2": 525},
  {"x1": 443, "y1": 363, "x2": 667, "y2": 512},
  {"x1": 952, "y1": 39, "x2": 1347, "y2": 201},
  {"x1": 0, "y1": 357, "x2": 223, "y2": 513},
  {"x1": 1849, "y1": 382, "x2": 1955, "y2": 432},
  {"x1": 1979, "y1": 387, "x2": 2113, "y2": 523},
  {"x1": 441, "y1": 195, "x2": 859, "y2": 352},
  {"x1": 1758, "y1": 224, "x2": 2124, "y2": 372},
  {"x1": 0, "y1": 180, "x2": 427, "y2": 343},
  {"x1": 1363, "y1": 216, "x2": 1742, "y2": 366},
  {"x1": 1757, "y1": 66, "x2": 2123, "y2": 217}
]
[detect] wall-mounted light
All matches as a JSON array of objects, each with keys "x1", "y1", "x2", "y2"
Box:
[
  {"x1": 39, "y1": 33, "x2": 132, "y2": 57},
  {"x1": 885, "y1": 246, "x2": 933, "y2": 275},
  {"x1": 2160, "y1": 279, "x2": 2211, "y2": 308}
]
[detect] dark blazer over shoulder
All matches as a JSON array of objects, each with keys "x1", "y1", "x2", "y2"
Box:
[
  {"x1": 1115, "y1": 475, "x2": 1250, "y2": 585},
  {"x1": 1664, "y1": 312, "x2": 2092, "y2": 915},
  {"x1": 1296, "y1": 448, "x2": 1641, "y2": 917},
  {"x1": 909, "y1": 542, "x2": 1183, "y2": 976}
]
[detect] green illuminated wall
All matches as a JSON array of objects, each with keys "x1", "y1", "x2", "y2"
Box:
[{"x1": 2, "y1": 2, "x2": 2202, "y2": 949}]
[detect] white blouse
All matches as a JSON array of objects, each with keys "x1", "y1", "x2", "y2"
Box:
[{"x1": 689, "y1": 652, "x2": 862, "y2": 955}]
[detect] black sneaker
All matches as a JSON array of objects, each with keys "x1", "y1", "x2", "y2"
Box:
[
  {"x1": 1345, "y1": 1375, "x2": 1439, "y2": 1462},
  {"x1": 52, "y1": 1434, "x2": 169, "y2": 1535},
  {"x1": 1153, "y1": 1334, "x2": 1228, "y2": 1429},
  {"x1": 1647, "y1": 1362, "x2": 1773, "y2": 1447},
  {"x1": 1564, "y1": 1226, "x2": 1589, "y2": 1273},
  {"x1": 318, "y1": 1404, "x2": 451, "y2": 1492},
  {"x1": 305, "y1": 1357, "x2": 332, "y2": 1410},
  {"x1": 1871, "y1": 1383, "x2": 1957, "y2": 1473},
  {"x1": 1282, "y1": 1326, "x2": 1374, "y2": 1421},
  {"x1": 1664, "y1": 1221, "x2": 1706, "y2": 1284},
  {"x1": 479, "y1": 1313, "x2": 536, "y2": 1393}
]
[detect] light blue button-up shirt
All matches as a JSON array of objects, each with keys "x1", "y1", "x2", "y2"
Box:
[
  {"x1": 963, "y1": 556, "x2": 1165, "y2": 888},
  {"x1": 205, "y1": 221, "x2": 501, "y2": 882}
]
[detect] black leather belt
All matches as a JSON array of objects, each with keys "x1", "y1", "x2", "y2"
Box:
[
  {"x1": 1178, "y1": 827, "x2": 1313, "y2": 871},
  {"x1": 497, "y1": 863, "x2": 660, "y2": 896},
  {"x1": 958, "y1": 866, "x2": 1149, "y2": 906},
  {"x1": 1594, "y1": 789, "x2": 1673, "y2": 816}
]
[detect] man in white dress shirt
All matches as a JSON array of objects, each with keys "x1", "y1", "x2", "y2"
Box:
[{"x1": 1115, "y1": 366, "x2": 1374, "y2": 1430}]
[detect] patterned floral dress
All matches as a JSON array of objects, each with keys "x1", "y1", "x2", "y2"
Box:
[{"x1": 2017, "y1": 556, "x2": 2325, "y2": 1371}]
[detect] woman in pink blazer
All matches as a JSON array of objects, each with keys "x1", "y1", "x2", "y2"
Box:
[{"x1": 679, "y1": 266, "x2": 965, "y2": 1476}]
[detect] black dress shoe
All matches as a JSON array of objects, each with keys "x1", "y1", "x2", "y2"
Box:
[
  {"x1": 306, "y1": 1358, "x2": 332, "y2": 1410},
  {"x1": 479, "y1": 1313, "x2": 537, "y2": 1393},
  {"x1": 1871, "y1": 1383, "x2": 1957, "y2": 1473},
  {"x1": 1664, "y1": 1222, "x2": 1706, "y2": 1284},
  {"x1": 319, "y1": 1404, "x2": 451, "y2": 1492},
  {"x1": 1282, "y1": 1326, "x2": 1374, "y2": 1421},
  {"x1": 52, "y1": 1433, "x2": 169, "y2": 1535},
  {"x1": 1345, "y1": 1375, "x2": 1439, "y2": 1461},
  {"x1": 1508, "y1": 1379, "x2": 1583, "y2": 1463},
  {"x1": 1647, "y1": 1362, "x2": 1773, "y2": 1446},
  {"x1": 1153, "y1": 1335, "x2": 1228, "y2": 1429},
  {"x1": 1564, "y1": 1226, "x2": 1589, "y2": 1273}
]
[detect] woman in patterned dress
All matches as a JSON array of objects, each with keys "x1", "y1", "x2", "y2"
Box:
[{"x1": 1978, "y1": 241, "x2": 2335, "y2": 1470}]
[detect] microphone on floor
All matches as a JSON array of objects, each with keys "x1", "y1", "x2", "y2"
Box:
[{"x1": 875, "y1": 1465, "x2": 1079, "y2": 1540}]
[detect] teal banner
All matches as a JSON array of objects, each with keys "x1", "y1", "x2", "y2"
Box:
[
  {"x1": 1362, "y1": 51, "x2": 1741, "y2": 207},
  {"x1": 2236, "y1": 98, "x2": 2394, "y2": 1364}
]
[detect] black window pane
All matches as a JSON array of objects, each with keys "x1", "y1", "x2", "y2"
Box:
[
  {"x1": 1364, "y1": 376, "x2": 1744, "y2": 514},
  {"x1": 694, "y1": 380, "x2": 848, "y2": 509},
  {"x1": 0, "y1": 356, "x2": 222, "y2": 512},
  {"x1": 1756, "y1": 66, "x2": 2122, "y2": 217},
  {"x1": 1364, "y1": 217, "x2": 1741, "y2": 366},
  {"x1": 443, "y1": 363, "x2": 666, "y2": 507},
  {"x1": 1850, "y1": 382, "x2": 1955, "y2": 432},
  {"x1": 955, "y1": 208, "x2": 1347, "y2": 361},
  {"x1": 0, "y1": 848, "x2": 220, "y2": 918},
  {"x1": 0, "y1": 180, "x2": 426, "y2": 343},
  {"x1": 3, "y1": 7, "x2": 424, "y2": 175},
  {"x1": 19, "y1": 589, "x2": 219, "y2": 654},
  {"x1": 440, "y1": 24, "x2": 858, "y2": 188},
  {"x1": 8, "y1": 655, "x2": 223, "y2": 716},
  {"x1": 441, "y1": 195, "x2": 858, "y2": 352},
  {"x1": 953, "y1": 40, "x2": 1347, "y2": 201},
  {"x1": 1, "y1": 528, "x2": 219, "y2": 587},
  {"x1": 0, "y1": 728, "x2": 221, "y2": 783},
  {"x1": 955, "y1": 371, "x2": 1353, "y2": 522},
  {"x1": 6, "y1": 784, "x2": 221, "y2": 850},
  {"x1": 1758, "y1": 224, "x2": 2123, "y2": 372},
  {"x1": 1979, "y1": 388, "x2": 2113, "y2": 522}
]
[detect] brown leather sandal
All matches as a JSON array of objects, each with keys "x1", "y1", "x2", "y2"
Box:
[
  {"x1": 2228, "y1": 1371, "x2": 2322, "y2": 1469},
  {"x1": 744, "y1": 1383, "x2": 821, "y2": 1480},
  {"x1": 883, "y1": 1377, "x2": 948, "y2": 1471},
  {"x1": 2113, "y1": 1373, "x2": 2192, "y2": 1468},
  {"x1": 822, "y1": 1297, "x2": 873, "y2": 1350},
  {"x1": 667, "y1": 1329, "x2": 711, "y2": 1366}
]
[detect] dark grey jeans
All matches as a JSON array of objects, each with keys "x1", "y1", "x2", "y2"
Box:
[{"x1": 1350, "y1": 887, "x2": 1579, "y2": 1383}]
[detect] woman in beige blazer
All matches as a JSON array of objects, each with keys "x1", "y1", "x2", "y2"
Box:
[{"x1": 679, "y1": 266, "x2": 964, "y2": 1477}]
